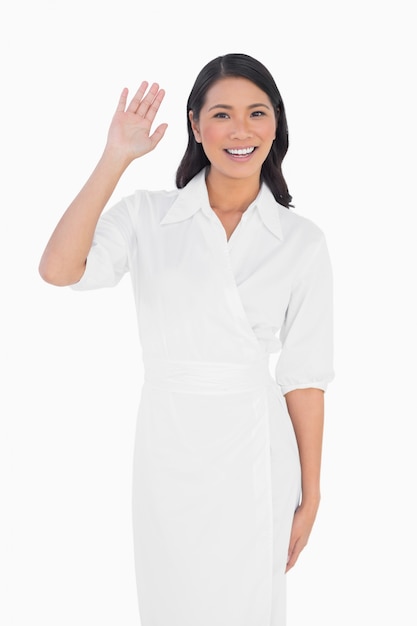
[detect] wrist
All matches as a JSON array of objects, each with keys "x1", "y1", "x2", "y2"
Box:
[{"x1": 101, "y1": 144, "x2": 134, "y2": 172}]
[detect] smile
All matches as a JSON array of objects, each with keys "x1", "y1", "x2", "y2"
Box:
[{"x1": 225, "y1": 147, "x2": 256, "y2": 156}]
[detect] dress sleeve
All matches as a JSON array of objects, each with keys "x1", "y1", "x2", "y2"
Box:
[
  {"x1": 275, "y1": 232, "x2": 335, "y2": 395},
  {"x1": 70, "y1": 198, "x2": 134, "y2": 291}
]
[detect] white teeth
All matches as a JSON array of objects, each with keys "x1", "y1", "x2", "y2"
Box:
[{"x1": 226, "y1": 147, "x2": 255, "y2": 155}]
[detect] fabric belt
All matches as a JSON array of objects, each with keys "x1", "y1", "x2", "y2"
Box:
[{"x1": 144, "y1": 358, "x2": 271, "y2": 394}]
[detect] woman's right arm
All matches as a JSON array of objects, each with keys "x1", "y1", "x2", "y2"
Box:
[{"x1": 38, "y1": 82, "x2": 168, "y2": 286}]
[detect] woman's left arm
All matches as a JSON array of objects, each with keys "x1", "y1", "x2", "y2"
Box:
[{"x1": 284, "y1": 387, "x2": 324, "y2": 572}]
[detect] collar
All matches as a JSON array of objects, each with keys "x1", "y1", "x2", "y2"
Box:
[
  {"x1": 160, "y1": 167, "x2": 283, "y2": 240},
  {"x1": 159, "y1": 169, "x2": 211, "y2": 225}
]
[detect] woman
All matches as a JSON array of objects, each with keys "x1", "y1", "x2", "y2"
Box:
[{"x1": 39, "y1": 53, "x2": 334, "y2": 626}]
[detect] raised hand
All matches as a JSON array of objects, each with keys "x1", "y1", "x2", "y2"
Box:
[{"x1": 105, "y1": 82, "x2": 168, "y2": 163}]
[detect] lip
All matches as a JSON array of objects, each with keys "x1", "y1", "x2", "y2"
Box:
[{"x1": 224, "y1": 147, "x2": 257, "y2": 160}]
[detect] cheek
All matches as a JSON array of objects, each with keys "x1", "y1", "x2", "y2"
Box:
[
  {"x1": 200, "y1": 124, "x2": 223, "y2": 147},
  {"x1": 260, "y1": 130, "x2": 277, "y2": 155},
  {"x1": 264, "y1": 120, "x2": 277, "y2": 141}
]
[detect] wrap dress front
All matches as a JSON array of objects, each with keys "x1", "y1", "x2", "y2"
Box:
[{"x1": 71, "y1": 167, "x2": 334, "y2": 626}]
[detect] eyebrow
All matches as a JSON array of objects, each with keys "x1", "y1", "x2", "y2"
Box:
[{"x1": 207, "y1": 103, "x2": 271, "y2": 112}]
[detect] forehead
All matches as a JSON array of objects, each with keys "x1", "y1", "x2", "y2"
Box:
[{"x1": 203, "y1": 76, "x2": 271, "y2": 107}]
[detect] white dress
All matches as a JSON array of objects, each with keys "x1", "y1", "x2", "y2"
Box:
[{"x1": 71, "y1": 167, "x2": 334, "y2": 626}]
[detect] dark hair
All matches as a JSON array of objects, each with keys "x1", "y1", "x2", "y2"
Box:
[{"x1": 175, "y1": 53, "x2": 292, "y2": 208}]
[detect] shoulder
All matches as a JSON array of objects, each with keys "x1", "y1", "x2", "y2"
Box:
[
  {"x1": 276, "y1": 205, "x2": 332, "y2": 278},
  {"x1": 120, "y1": 187, "x2": 180, "y2": 222},
  {"x1": 257, "y1": 184, "x2": 327, "y2": 251},
  {"x1": 93, "y1": 187, "x2": 178, "y2": 237},
  {"x1": 278, "y1": 205, "x2": 326, "y2": 245}
]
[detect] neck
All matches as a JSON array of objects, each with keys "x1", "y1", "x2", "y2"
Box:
[{"x1": 205, "y1": 169, "x2": 261, "y2": 214}]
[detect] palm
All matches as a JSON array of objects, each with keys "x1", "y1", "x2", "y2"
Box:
[{"x1": 106, "y1": 82, "x2": 168, "y2": 161}]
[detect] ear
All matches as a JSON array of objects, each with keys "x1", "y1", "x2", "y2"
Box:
[{"x1": 189, "y1": 111, "x2": 202, "y2": 143}]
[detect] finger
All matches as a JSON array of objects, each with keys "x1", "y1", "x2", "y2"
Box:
[
  {"x1": 285, "y1": 536, "x2": 296, "y2": 572},
  {"x1": 135, "y1": 83, "x2": 163, "y2": 119},
  {"x1": 116, "y1": 87, "x2": 129, "y2": 113},
  {"x1": 286, "y1": 534, "x2": 308, "y2": 572},
  {"x1": 149, "y1": 123, "x2": 168, "y2": 148},
  {"x1": 285, "y1": 541, "x2": 301, "y2": 572},
  {"x1": 146, "y1": 88, "x2": 166, "y2": 121},
  {"x1": 126, "y1": 81, "x2": 149, "y2": 113}
]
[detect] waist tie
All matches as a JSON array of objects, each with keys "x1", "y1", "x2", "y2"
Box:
[{"x1": 144, "y1": 358, "x2": 271, "y2": 395}]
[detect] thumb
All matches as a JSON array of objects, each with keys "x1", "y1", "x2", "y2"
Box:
[{"x1": 149, "y1": 123, "x2": 168, "y2": 148}]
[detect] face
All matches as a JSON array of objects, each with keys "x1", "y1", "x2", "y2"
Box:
[{"x1": 189, "y1": 77, "x2": 277, "y2": 182}]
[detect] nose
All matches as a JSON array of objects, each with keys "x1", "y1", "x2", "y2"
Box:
[{"x1": 230, "y1": 117, "x2": 253, "y2": 139}]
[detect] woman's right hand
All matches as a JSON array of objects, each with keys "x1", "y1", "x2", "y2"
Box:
[
  {"x1": 105, "y1": 82, "x2": 168, "y2": 164},
  {"x1": 39, "y1": 82, "x2": 168, "y2": 286}
]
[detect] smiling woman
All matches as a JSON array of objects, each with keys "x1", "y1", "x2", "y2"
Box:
[
  {"x1": 38, "y1": 53, "x2": 334, "y2": 626},
  {"x1": 188, "y1": 77, "x2": 277, "y2": 206},
  {"x1": 176, "y1": 54, "x2": 292, "y2": 210}
]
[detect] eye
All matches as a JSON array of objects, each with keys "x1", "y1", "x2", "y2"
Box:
[
  {"x1": 251, "y1": 110, "x2": 266, "y2": 117},
  {"x1": 213, "y1": 112, "x2": 230, "y2": 119}
]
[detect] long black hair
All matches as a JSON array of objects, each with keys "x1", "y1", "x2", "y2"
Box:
[{"x1": 175, "y1": 53, "x2": 292, "y2": 208}]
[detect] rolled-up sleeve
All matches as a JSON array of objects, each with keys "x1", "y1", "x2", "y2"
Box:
[
  {"x1": 276, "y1": 232, "x2": 335, "y2": 395},
  {"x1": 70, "y1": 199, "x2": 133, "y2": 291}
]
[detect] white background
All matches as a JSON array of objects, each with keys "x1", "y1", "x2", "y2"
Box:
[{"x1": 1, "y1": 1, "x2": 416, "y2": 624}]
